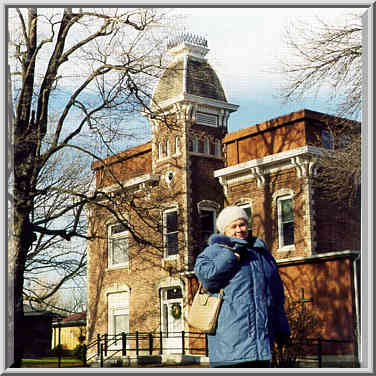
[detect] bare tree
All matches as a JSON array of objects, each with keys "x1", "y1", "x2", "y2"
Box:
[
  {"x1": 277, "y1": 14, "x2": 362, "y2": 118},
  {"x1": 7, "y1": 7, "x2": 179, "y2": 367},
  {"x1": 274, "y1": 13, "x2": 362, "y2": 207}
]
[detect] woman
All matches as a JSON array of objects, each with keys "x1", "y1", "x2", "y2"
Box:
[{"x1": 194, "y1": 206, "x2": 290, "y2": 368}]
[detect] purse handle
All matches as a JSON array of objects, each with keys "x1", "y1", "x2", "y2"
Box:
[{"x1": 198, "y1": 281, "x2": 224, "y2": 298}]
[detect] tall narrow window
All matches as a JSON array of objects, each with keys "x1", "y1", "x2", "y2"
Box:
[
  {"x1": 158, "y1": 142, "x2": 163, "y2": 160},
  {"x1": 215, "y1": 140, "x2": 221, "y2": 157},
  {"x1": 198, "y1": 139, "x2": 204, "y2": 154},
  {"x1": 175, "y1": 136, "x2": 180, "y2": 154},
  {"x1": 277, "y1": 196, "x2": 294, "y2": 248},
  {"x1": 108, "y1": 223, "x2": 129, "y2": 267},
  {"x1": 200, "y1": 208, "x2": 216, "y2": 246},
  {"x1": 204, "y1": 138, "x2": 210, "y2": 154},
  {"x1": 166, "y1": 139, "x2": 171, "y2": 157},
  {"x1": 321, "y1": 129, "x2": 333, "y2": 149},
  {"x1": 108, "y1": 292, "x2": 129, "y2": 347},
  {"x1": 164, "y1": 209, "x2": 179, "y2": 257},
  {"x1": 188, "y1": 139, "x2": 193, "y2": 152},
  {"x1": 193, "y1": 138, "x2": 198, "y2": 153}
]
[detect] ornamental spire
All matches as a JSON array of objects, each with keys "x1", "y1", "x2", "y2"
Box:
[{"x1": 167, "y1": 32, "x2": 209, "y2": 60}]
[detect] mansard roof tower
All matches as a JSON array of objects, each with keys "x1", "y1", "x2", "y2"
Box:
[{"x1": 148, "y1": 33, "x2": 238, "y2": 269}]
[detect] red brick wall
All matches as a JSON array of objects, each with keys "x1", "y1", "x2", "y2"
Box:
[
  {"x1": 279, "y1": 257, "x2": 356, "y2": 342},
  {"x1": 93, "y1": 142, "x2": 152, "y2": 188}
]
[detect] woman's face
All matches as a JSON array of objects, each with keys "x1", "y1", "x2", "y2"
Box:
[{"x1": 224, "y1": 218, "x2": 248, "y2": 240}]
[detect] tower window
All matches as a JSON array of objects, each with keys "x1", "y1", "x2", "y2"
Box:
[
  {"x1": 164, "y1": 208, "x2": 179, "y2": 257},
  {"x1": 200, "y1": 208, "x2": 216, "y2": 246},
  {"x1": 215, "y1": 140, "x2": 222, "y2": 157},
  {"x1": 198, "y1": 139, "x2": 204, "y2": 153},
  {"x1": 192, "y1": 138, "x2": 198, "y2": 153},
  {"x1": 158, "y1": 143, "x2": 163, "y2": 160}
]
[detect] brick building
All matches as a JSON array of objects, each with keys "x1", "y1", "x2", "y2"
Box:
[{"x1": 86, "y1": 34, "x2": 361, "y2": 366}]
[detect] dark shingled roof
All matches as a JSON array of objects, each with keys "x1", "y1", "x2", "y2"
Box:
[
  {"x1": 61, "y1": 311, "x2": 86, "y2": 323},
  {"x1": 153, "y1": 56, "x2": 227, "y2": 105}
]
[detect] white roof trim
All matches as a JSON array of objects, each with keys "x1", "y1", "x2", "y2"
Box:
[
  {"x1": 214, "y1": 145, "x2": 324, "y2": 179},
  {"x1": 152, "y1": 93, "x2": 238, "y2": 113},
  {"x1": 277, "y1": 250, "x2": 360, "y2": 264}
]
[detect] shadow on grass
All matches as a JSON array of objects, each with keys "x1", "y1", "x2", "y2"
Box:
[{"x1": 21, "y1": 357, "x2": 87, "y2": 368}]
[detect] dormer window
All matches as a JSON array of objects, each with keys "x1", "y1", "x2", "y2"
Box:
[{"x1": 196, "y1": 112, "x2": 218, "y2": 127}]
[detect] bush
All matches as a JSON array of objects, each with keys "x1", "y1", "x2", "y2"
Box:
[
  {"x1": 73, "y1": 344, "x2": 87, "y2": 362},
  {"x1": 50, "y1": 344, "x2": 71, "y2": 357}
]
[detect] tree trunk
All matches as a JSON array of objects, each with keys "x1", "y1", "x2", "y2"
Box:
[{"x1": 10, "y1": 206, "x2": 34, "y2": 367}]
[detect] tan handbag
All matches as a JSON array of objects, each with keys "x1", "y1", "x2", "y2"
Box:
[{"x1": 187, "y1": 282, "x2": 224, "y2": 334}]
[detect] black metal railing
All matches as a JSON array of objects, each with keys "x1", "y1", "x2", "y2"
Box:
[
  {"x1": 86, "y1": 332, "x2": 357, "y2": 368},
  {"x1": 86, "y1": 331, "x2": 208, "y2": 367}
]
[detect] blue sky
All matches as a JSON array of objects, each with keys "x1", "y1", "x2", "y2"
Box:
[{"x1": 172, "y1": 7, "x2": 364, "y2": 132}]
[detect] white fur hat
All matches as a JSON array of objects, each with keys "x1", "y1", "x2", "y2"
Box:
[{"x1": 216, "y1": 206, "x2": 248, "y2": 234}]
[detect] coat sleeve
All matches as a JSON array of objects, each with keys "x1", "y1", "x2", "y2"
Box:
[
  {"x1": 269, "y1": 266, "x2": 291, "y2": 339},
  {"x1": 194, "y1": 244, "x2": 239, "y2": 292},
  {"x1": 256, "y1": 238, "x2": 290, "y2": 339}
]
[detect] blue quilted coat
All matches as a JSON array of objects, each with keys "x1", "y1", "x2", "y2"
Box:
[{"x1": 194, "y1": 234, "x2": 290, "y2": 367}]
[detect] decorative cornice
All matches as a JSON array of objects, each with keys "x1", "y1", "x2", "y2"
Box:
[
  {"x1": 277, "y1": 250, "x2": 360, "y2": 266},
  {"x1": 215, "y1": 145, "x2": 324, "y2": 180},
  {"x1": 290, "y1": 155, "x2": 318, "y2": 178},
  {"x1": 150, "y1": 93, "x2": 238, "y2": 115}
]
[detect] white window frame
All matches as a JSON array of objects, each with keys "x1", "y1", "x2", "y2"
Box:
[
  {"x1": 163, "y1": 208, "x2": 179, "y2": 259},
  {"x1": 166, "y1": 139, "x2": 171, "y2": 157},
  {"x1": 108, "y1": 223, "x2": 129, "y2": 268},
  {"x1": 175, "y1": 136, "x2": 180, "y2": 155},
  {"x1": 277, "y1": 195, "x2": 295, "y2": 250},
  {"x1": 107, "y1": 292, "x2": 129, "y2": 349}
]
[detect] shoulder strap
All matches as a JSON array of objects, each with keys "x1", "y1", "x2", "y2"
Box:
[{"x1": 198, "y1": 281, "x2": 224, "y2": 297}]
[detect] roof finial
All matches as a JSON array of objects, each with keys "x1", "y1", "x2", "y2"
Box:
[{"x1": 167, "y1": 31, "x2": 209, "y2": 59}]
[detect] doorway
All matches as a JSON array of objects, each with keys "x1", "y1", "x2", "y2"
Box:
[{"x1": 161, "y1": 286, "x2": 183, "y2": 354}]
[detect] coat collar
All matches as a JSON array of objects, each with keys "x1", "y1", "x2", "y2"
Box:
[{"x1": 208, "y1": 234, "x2": 248, "y2": 249}]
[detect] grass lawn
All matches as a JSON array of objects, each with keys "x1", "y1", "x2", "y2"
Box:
[{"x1": 22, "y1": 357, "x2": 86, "y2": 368}]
